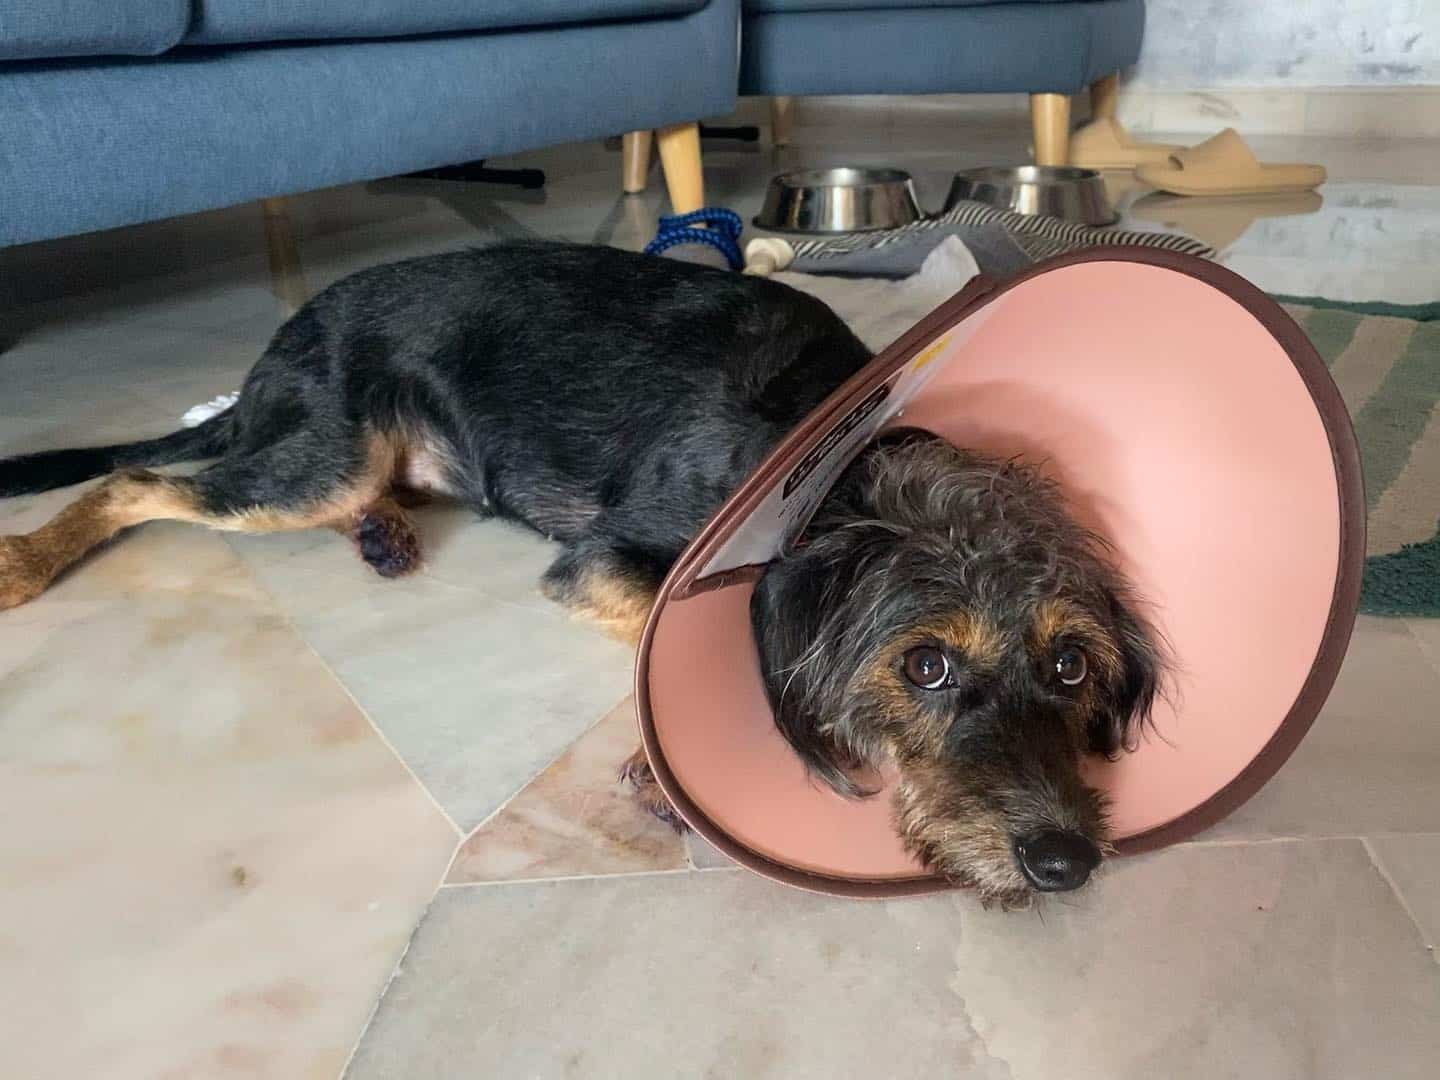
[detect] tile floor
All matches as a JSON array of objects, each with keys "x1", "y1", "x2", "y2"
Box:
[{"x1": 2, "y1": 112, "x2": 1438, "y2": 1078}]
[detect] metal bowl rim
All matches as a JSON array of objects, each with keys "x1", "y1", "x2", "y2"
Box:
[
  {"x1": 952, "y1": 165, "x2": 1104, "y2": 185},
  {"x1": 767, "y1": 166, "x2": 917, "y2": 189}
]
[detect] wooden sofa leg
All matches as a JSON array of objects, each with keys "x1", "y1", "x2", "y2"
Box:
[
  {"x1": 656, "y1": 122, "x2": 704, "y2": 215},
  {"x1": 1089, "y1": 72, "x2": 1119, "y2": 121},
  {"x1": 622, "y1": 131, "x2": 653, "y2": 195},
  {"x1": 260, "y1": 197, "x2": 309, "y2": 317},
  {"x1": 770, "y1": 97, "x2": 794, "y2": 147},
  {"x1": 1029, "y1": 93, "x2": 1072, "y2": 167}
]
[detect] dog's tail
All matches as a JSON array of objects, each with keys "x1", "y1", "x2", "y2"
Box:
[{"x1": 0, "y1": 408, "x2": 236, "y2": 498}]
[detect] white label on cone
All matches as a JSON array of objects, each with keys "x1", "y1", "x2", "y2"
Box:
[{"x1": 695, "y1": 305, "x2": 996, "y2": 581}]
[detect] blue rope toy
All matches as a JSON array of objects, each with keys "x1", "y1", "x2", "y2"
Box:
[{"x1": 644, "y1": 207, "x2": 745, "y2": 271}]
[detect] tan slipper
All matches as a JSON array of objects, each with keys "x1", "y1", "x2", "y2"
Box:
[
  {"x1": 1069, "y1": 117, "x2": 1184, "y2": 170},
  {"x1": 1136, "y1": 128, "x2": 1325, "y2": 196}
]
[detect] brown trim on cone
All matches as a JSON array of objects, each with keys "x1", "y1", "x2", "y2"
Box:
[
  {"x1": 1110, "y1": 258, "x2": 1365, "y2": 855},
  {"x1": 669, "y1": 272, "x2": 1002, "y2": 602},
  {"x1": 634, "y1": 247, "x2": 1366, "y2": 897}
]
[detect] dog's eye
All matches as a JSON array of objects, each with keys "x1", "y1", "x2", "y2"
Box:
[
  {"x1": 1055, "y1": 646, "x2": 1088, "y2": 687},
  {"x1": 903, "y1": 646, "x2": 950, "y2": 690}
]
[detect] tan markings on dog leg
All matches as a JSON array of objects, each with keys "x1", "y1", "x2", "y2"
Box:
[
  {"x1": 0, "y1": 467, "x2": 343, "y2": 609},
  {"x1": 0, "y1": 437, "x2": 403, "y2": 610},
  {"x1": 0, "y1": 470, "x2": 209, "y2": 609},
  {"x1": 0, "y1": 535, "x2": 57, "y2": 611},
  {"x1": 551, "y1": 567, "x2": 657, "y2": 646},
  {"x1": 217, "y1": 435, "x2": 401, "y2": 534}
]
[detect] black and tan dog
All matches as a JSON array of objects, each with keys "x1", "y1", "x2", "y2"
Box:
[{"x1": 0, "y1": 241, "x2": 1161, "y2": 906}]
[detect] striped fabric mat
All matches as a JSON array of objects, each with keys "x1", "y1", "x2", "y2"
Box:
[
  {"x1": 785, "y1": 198, "x2": 1216, "y2": 264},
  {"x1": 1278, "y1": 297, "x2": 1440, "y2": 616}
]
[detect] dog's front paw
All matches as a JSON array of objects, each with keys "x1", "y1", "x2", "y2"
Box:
[
  {"x1": 619, "y1": 746, "x2": 688, "y2": 833},
  {"x1": 0, "y1": 536, "x2": 48, "y2": 611}
]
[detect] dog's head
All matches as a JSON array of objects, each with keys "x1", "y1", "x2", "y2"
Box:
[{"x1": 751, "y1": 433, "x2": 1163, "y2": 907}]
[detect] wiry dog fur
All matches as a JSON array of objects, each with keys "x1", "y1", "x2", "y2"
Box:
[
  {"x1": 752, "y1": 432, "x2": 1163, "y2": 906},
  {"x1": 0, "y1": 241, "x2": 1162, "y2": 906}
]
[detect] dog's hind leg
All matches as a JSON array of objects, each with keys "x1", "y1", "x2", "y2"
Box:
[
  {"x1": 0, "y1": 433, "x2": 403, "y2": 610},
  {"x1": 539, "y1": 540, "x2": 667, "y2": 646},
  {"x1": 0, "y1": 469, "x2": 218, "y2": 609}
]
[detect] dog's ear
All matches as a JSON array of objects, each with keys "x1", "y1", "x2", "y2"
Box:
[
  {"x1": 1090, "y1": 591, "x2": 1162, "y2": 757},
  {"x1": 750, "y1": 550, "x2": 871, "y2": 798}
]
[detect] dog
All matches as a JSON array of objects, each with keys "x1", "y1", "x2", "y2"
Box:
[{"x1": 0, "y1": 241, "x2": 1161, "y2": 906}]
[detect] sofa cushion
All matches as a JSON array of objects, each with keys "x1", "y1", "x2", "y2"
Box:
[
  {"x1": 185, "y1": 0, "x2": 710, "y2": 46},
  {"x1": 3, "y1": 0, "x2": 739, "y2": 246},
  {"x1": 1, "y1": 0, "x2": 189, "y2": 60},
  {"x1": 746, "y1": 1, "x2": 1080, "y2": 11},
  {"x1": 740, "y1": 0, "x2": 1143, "y2": 95}
]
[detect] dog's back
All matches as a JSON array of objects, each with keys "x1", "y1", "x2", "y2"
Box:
[
  {"x1": 0, "y1": 242, "x2": 872, "y2": 613},
  {"x1": 228, "y1": 241, "x2": 872, "y2": 540}
]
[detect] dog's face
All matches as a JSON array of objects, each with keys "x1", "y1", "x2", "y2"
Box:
[{"x1": 751, "y1": 435, "x2": 1162, "y2": 908}]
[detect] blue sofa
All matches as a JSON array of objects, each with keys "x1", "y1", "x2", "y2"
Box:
[
  {"x1": 0, "y1": 1, "x2": 739, "y2": 247},
  {"x1": 622, "y1": 0, "x2": 1144, "y2": 192},
  {"x1": 740, "y1": 0, "x2": 1145, "y2": 165},
  {"x1": 739, "y1": 0, "x2": 1142, "y2": 99}
]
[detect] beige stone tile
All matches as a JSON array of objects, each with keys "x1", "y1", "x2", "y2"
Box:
[
  {"x1": 348, "y1": 840, "x2": 1440, "y2": 1079},
  {"x1": 1367, "y1": 835, "x2": 1440, "y2": 958},
  {"x1": 1241, "y1": 134, "x2": 1440, "y2": 187},
  {"x1": 1214, "y1": 180, "x2": 1440, "y2": 304},
  {"x1": 2, "y1": 287, "x2": 258, "y2": 431},
  {"x1": 953, "y1": 839, "x2": 1440, "y2": 1079},
  {"x1": 0, "y1": 335, "x2": 251, "y2": 434},
  {"x1": 1406, "y1": 617, "x2": 1440, "y2": 676},
  {"x1": 349, "y1": 871, "x2": 1001, "y2": 1079},
  {"x1": 120, "y1": 337, "x2": 262, "y2": 420},
  {"x1": 1117, "y1": 86, "x2": 1440, "y2": 143},
  {"x1": 1124, "y1": 189, "x2": 1325, "y2": 255},
  {"x1": 13, "y1": 265, "x2": 287, "y2": 349},
  {"x1": 685, "y1": 830, "x2": 738, "y2": 871},
  {"x1": 226, "y1": 529, "x2": 636, "y2": 830},
  {"x1": 118, "y1": 273, "x2": 287, "y2": 340},
  {"x1": 1304, "y1": 89, "x2": 1440, "y2": 140},
  {"x1": 0, "y1": 523, "x2": 456, "y2": 1079},
  {"x1": 222, "y1": 502, "x2": 559, "y2": 614},
  {"x1": 1120, "y1": 88, "x2": 1310, "y2": 136},
  {"x1": 1198, "y1": 616, "x2": 1440, "y2": 840},
  {"x1": 447, "y1": 696, "x2": 686, "y2": 883},
  {"x1": 0, "y1": 377, "x2": 169, "y2": 442},
  {"x1": 395, "y1": 506, "x2": 562, "y2": 610}
]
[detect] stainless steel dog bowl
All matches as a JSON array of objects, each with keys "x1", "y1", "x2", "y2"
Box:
[
  {"x1": 754, "y1": 167, "x2": 923, "y2": 233},
  {"x1": 943, "y1": 165, "x2": 1118, "y2": 226}
]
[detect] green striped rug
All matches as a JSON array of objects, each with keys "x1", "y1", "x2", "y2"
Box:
[{"x1": 1277, "y1": 295, "x2": 1440, "y2": 617}]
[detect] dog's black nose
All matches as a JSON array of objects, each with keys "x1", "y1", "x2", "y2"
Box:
[{"x1": 1014, "y1": 830, "x2": 1101, "y2": 892}]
